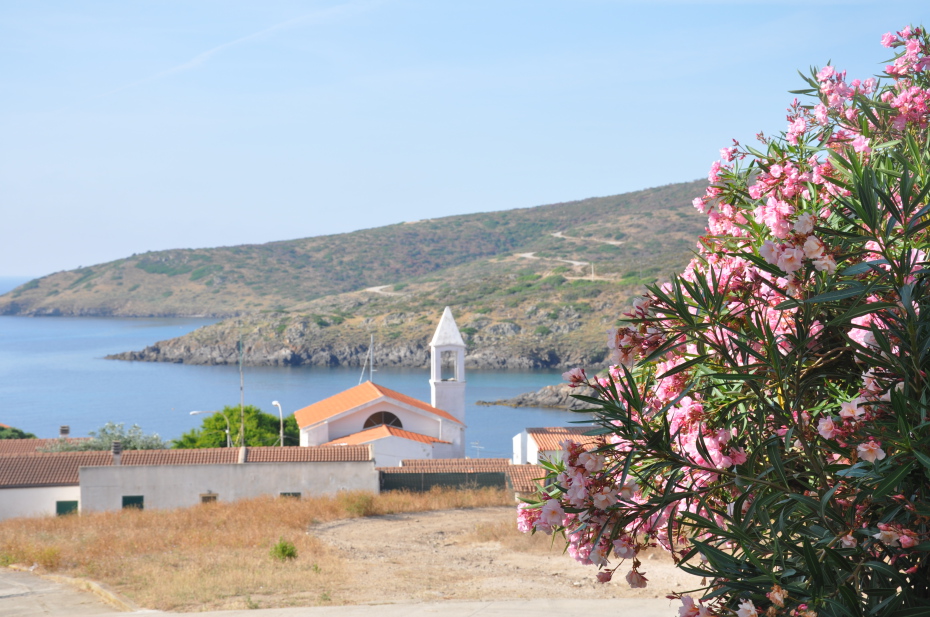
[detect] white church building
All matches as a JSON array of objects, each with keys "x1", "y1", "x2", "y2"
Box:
[{"x1": 294, "y1": 307, "x2": 467, "y2": 467}]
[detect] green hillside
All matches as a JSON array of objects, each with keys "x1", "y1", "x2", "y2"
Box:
[{"x1": 0, "y1": 180, "x2": 706, "y2": 318}]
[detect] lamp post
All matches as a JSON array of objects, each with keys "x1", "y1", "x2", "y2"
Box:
[
  {"x1": 271, "y1": 401, "x2": 284, "y2": 447},
  {"x1": 190, "y1": 410, "x2": 232, "y2": 448}
]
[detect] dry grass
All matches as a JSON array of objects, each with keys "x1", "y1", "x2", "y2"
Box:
[
  {"x1": 463, "y1": 519, "x2": 564, "y2": 555},
  {"x1": 0, "y1": 487, "x2": 511, "y2": 611}
]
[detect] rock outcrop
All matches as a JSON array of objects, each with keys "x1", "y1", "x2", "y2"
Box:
[{"x1": 476, "y1": 383, "x2": 599, "y2": 410}]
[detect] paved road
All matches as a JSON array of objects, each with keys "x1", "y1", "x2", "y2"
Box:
[
  {"x1": 1, "y1": 568, "x2": 678, "y2": 617},
  {"x1": 0, "y1": 568, "x2": 121, "y2": 617}
]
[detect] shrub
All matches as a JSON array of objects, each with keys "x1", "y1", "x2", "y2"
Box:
[
  {"x1": 520, "y1": 26, "x2": 930, "y2": 617},
  {"x1": 269, "y1": 538, "x2": 297, "y2": 562}
]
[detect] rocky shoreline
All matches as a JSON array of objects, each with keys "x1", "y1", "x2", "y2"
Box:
[{"x1": 476, "y1": 383, "x2": 600, "y2": 410}]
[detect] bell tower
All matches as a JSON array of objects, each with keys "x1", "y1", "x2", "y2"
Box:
[{"x1": 429, "y1": 307, "x2": 466, "y2": 427}]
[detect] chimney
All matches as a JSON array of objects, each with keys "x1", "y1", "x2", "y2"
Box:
[
  {"x1": 112, "y1": 440, "x2": 122, "y2": 466},
  {"x1": 59, "y1": 425, "x2": 70, "y2": 438}
]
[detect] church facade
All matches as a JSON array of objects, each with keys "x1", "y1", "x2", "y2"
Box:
[{"x1": 294, "y1": 307, "x2": 468, "y2": 466}]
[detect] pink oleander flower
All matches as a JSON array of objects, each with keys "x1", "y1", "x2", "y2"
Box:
[
  {"x1": 625, "y1": 569, "x2": 648, "y2": 588},
  {"x1": 760, "y1": 240, "x2": 781, "y2": 265},
  {"x1": 818, "y1": 416, "x2": 837, "y2": 439},
  {"x1": 841, "y1": 533, "x2": 858, "y2": 548},
  {"x1": 592, "y1": 489, "x2": 617, "y2": 510},
  {"x1": 736, "y1": 599, "x2": 757, "y2": 617},
  {"x1": 562, "y1": 367, "x2": 586, "y2": 386},
  {"x1": 813, "y1": 255, "x2": 837, "y2": 274},
  {"x1": 794, "y1": 213, "x2": 816, "y2": 234},
  {"x1": 777, "y1": 247, "x2": 805, "y2": 273},
  {"x1": 679, "y1": 596, "x2": 712, "y2": 617},
  {"x1": 882, "y1": 32, "x2": 898, "y2": 47},
  {"x1": 539, "y1": 499, "x2": 566, "y2": 529},
  {"x1": 840, "y1": 400, "x2": 865, "y2": 421},
  {"x1": 900, "y1": 534, "x2": 918, "y2": 549},
  {"x1": 596, "y1": 570, "x2": 612, "y2": 583},
  {"x1": 803, "y1": 235, "x2": 825, "y2": 259},
  {"x1": 851, "y1": 135, "x2": 871, "y2": 153},
  {"x1": 618, "y1": 477, "x2": 639, "y2": 501},
  {"x1": 857, "y1": 439, "x2": 886, "y2": 463},
  {"x1": 873, "y1": 527, "x2": 900, "y2": 546},
  {"x1": 767, "y1": 584, "x2": 788, "y2": 607},
  {"x1": 613, "y1": 535, "x2": 636, "y2": 559}
]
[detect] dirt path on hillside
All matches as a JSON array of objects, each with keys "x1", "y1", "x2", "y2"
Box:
[{"x1": 307, "y1": 506, "x2": 701, "y2": 605}]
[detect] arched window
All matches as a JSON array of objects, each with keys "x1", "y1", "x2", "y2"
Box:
[{"x1": 363, "y1": 411, "x2": 403, "y2": 429}]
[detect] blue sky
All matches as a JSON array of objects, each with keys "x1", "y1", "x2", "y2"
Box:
[{"x1": 1, "y1": 1, "x2": 927, "y2": 277}]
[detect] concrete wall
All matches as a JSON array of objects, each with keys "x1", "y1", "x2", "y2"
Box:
[
  {"x1": 370, "y1": 437, "x2": 432, "y2": 468},
  {"x1": 0, "y1": 486, "x2": 81, "y2": 521},
  {"x1": 80, "y1": 461, "x2": 378, "y2": 512},
  {"x1": 513, "y1": 431, "x2": 528, "y2": 464}
]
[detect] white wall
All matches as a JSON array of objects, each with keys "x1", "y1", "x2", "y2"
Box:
[
  {"x1": 0, "y1": 486, "x2": 81, "y2": 521},
  {"x1": 513, "y1": 431, "x2": 528, "y2": 464},
  {"x1": 80, "y1": 461, "x2": 378, "y2": 512},
  {"x1": 300, "y1": 423, "x2": 329, "y2": 447},
  {"x1": 369, "y1": 437, "x2": 432, "y2": 468},
  {"x1": 326, "y1": 400, "x2": 444, "y2": 442}
]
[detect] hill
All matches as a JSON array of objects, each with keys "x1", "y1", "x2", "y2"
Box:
[{"x1": 0, "y1": 180, "x2": 705, "y2": 319}]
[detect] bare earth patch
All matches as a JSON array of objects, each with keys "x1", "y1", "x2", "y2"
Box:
[{"x1": 284, "y1": 506, "x2": 700, "y2": 607}]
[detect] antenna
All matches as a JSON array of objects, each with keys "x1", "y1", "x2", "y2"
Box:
[
  {"x1": 358, "y1": 333, "x2": 376, "y2": 384},
  {"x1": 470, "y1": 441, "x2": 485, "y2": 459},
  {"x1": 238, "y1": 331, "x2": 245, "y2": 448}
]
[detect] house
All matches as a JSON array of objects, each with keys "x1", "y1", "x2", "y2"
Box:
[
  {"x1": 512, "y1": 426, "x2": 599, "y2": 465},
  {"x1": 294, "y1": 307, "x2": 467, "y2": 466},
  {"x1": 0, "y1": 444, "x2": 376, "y2": 520}
]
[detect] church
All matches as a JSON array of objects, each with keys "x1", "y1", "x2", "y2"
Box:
[{"x1": 293, "y1": 307, "x2": 467, "y2": 467}]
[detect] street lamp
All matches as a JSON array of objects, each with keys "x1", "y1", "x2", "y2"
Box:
[
  {"x1": 190, "y1": 410, "x2": 232, "y2": 448},
  {"x1": 271, "y1": 401, "x2": 284, "y2": 447}
]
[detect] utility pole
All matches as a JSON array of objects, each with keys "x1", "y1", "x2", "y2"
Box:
[{"x1": 238, "y1": 332, "x2": 245, "y2": 448}]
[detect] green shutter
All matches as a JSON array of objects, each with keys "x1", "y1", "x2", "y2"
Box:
[
  {"x1": 56, "y1": 500, "x2": 78, "y2": 516},
  {"x1": 122, "y1": 495, "x2": 144, "y2": 510}
]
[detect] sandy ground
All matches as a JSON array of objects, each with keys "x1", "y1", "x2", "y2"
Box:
[{"x1": 302, "y1": 506, "x2": 701, "y2": 605}]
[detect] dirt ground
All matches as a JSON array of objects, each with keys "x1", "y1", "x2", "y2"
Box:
[{"x1": 297, "y1": 506, "x2": 702, "y2": 605}]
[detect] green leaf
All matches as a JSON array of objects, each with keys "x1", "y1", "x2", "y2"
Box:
[
  {"x1": 804, "y1": 286, "x2": 867, "y2": 304},
  {"x1": 870, "y1": 460, "x2": 914, "y2": 500}
]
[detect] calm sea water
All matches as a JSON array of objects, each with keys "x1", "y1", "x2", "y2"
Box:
[{"x1": 0, "y1": 314, "x2": 587, "y2": 459}]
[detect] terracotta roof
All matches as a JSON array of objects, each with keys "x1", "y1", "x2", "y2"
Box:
[
  {"x1": 294, "y1": 381, "x2": 463, "y2": 427},
  {"x1": 324, "y1": 426, "x2": 449, "y2": 446},
  {"x1": 526, "y1": 427, "x2": 600, "y2": 452},
  {"x1": 507, "y1": 464, "x2": 547, "y2": 494},
  {"x1": 0, "y1": 438, "x2": 91, "y2": 455},
  {"x1": 398, "y1": 458, "x2": 511, "y2": 470},
  {"x1": 246, "y1": 445, "x2": 371, "y2": 462},
  {"x1": 0, "y1": 451, "x2": 111, "y2": 488},
  {"x1": 0, "y1": 446, "x2": 373, "y2": 489},
  {"x1": 0, "y1": 422, "x2": 9, "y2": 429}
]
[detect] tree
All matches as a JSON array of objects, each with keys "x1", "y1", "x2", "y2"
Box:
[
  {"x1": 39, "y1": 422, "x2": 169, "y2": 451},
  {"x1": 0, "y1": 425, "x2": 37, "y2": 439},
  {"x1": 520, "y1": 26, "x2": 930, "y2": 616},
  {"x1": 173, "y1": 405, "x2": 300, "y2": 449}
]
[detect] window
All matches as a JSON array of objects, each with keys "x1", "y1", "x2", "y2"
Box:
[
  {"x1": 441, "y1": 350, "x2": 457, "y2": 381},
  {"x1": 200, "y1": 493, "x2": 218, "y2": 504},
  {"x1": 279, "y1": 492, "x2": 301, "y2": 499},
  {"x1": 56, "y1": 500, "x2": 78, "y2": 516},
  {"x1": 363, "y1": 411, "x2": 402, "y2": 429},
  {"x1": 122, "y1": 495, "x2": 144, "y2": 510}
]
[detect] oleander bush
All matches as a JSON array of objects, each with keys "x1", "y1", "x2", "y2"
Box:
[{"x1": 521, "y1": 26, "x2": 930, "y2": 617}]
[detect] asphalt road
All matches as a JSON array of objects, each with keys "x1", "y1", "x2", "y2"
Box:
[{"x1": 0, "y1": 568, "x2": 678, "y2": 617}]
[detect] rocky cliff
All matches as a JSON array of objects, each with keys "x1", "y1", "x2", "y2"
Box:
[{"x1": 476, "y1": 383, "x2": 600, "y2": 410}]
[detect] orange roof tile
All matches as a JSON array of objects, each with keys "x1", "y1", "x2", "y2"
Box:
[
  {"x1": 507, "y1": 464, "x2": 547, "y2": 494},
  {"x1": 324, "y1": 426, "x2": 449, "y2": 446},
  {"x1": 0, "y1": 446, "x2": 373, "y2": 489},
  {"x1": 381, "y1": 458, "x2": 512, "y2": 473},
  {"x1": 294, "y1": 381, "x2": 462, "y2": 428},
  {"x1": 399, "y1": 458, "x2": 511, "y2": 469},
  {"x1": 0, "y1": 438, "x2": 91, "y2": 455},
  {"x1": 526, "y1": 427, "x2": 600, "y2": 452}
]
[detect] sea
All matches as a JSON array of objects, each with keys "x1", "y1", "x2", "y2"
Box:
[{"x1": 0, "y1": 277, "x2": 589, "y2": 459}]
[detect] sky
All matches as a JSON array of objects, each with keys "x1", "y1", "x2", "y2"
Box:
[{"x1": 1, "y1": 1, "x2": 928, "y2": 278}]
